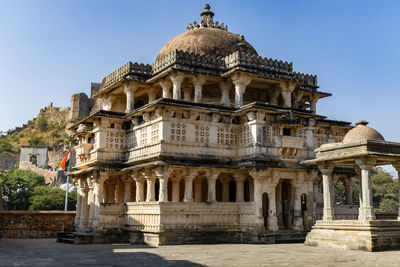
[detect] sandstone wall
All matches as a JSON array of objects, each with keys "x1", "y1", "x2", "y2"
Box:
[
  {"x1": 19, "y1": 161, "x2": 56, "y2": 184},
  {"x1": 0, "y1": 155, "x2": 18, "y2": 170},
  {"x1": 0, "y1": 211, "x2": 76, "y2": 238}
]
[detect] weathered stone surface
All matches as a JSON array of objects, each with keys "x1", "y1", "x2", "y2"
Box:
[{"x1": 0, "y1": 211, "x2": 75, "y2": 238}]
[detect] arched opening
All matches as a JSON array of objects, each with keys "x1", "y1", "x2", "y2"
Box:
[
  {"x1": 167, "y1": 180, "x2": 172, "y2": 201},
  {"x1": 201, "y1": 179, "x2": 208, "y2": 202},
  {"x1": 155, "y1": 179, "x2": 160, "y2": 201},
  {"x1": 216, "y1": 178, "x2": 222, "y2": 202},
  {"x1": 229, "y1": 179, "x2": 236, "y2": 202},
  {"x1": 277, "y1": 179, "x2": 294, "y2": 230},
  {"x1": 130, "y1": 182, "x2": 136, "y2": 202},
  {"x1": 262, "y1": 192, "x2": 269, "y2": 230},
  {"x1": 30, "y1": 155, "x2": 37, "y2": 165},
  {"x1": 244, "y1": 179, "x2": 250, "y2": 202},
  {"x1": 179, "y1": 179, "x2": 185, "y2": 202}
]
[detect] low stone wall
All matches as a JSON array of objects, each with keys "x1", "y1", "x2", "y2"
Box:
[
  {"x1": 19, "y1": 161, "x2": 56, "y2": 184},
  {"x1": 0, "y1": 211, "x2": 76, "y2": 238},
  {"x1": 315, "y1": 204, "x2": 358, "y2": 220}
]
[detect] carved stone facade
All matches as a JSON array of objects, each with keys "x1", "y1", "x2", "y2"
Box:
[{"x1": 68, "y1": 5, "x2": 354, "y2": 245}]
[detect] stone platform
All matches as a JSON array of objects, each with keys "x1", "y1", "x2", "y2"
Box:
[{"x1": 305, "y1": 220, "x2": 400, "y2": 251}]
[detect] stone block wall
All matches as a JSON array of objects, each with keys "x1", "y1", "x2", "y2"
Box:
[
  {"x1": 19, "y1": 161, "x2": 56, "y2": 184},
  {"x1": 0, "y1": 211, "x2": 76, "y2": 238},
  {"x1": 0, "y1": 155, "x2": 18, "y2": 170}
]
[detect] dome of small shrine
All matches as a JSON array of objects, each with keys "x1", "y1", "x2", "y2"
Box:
[
  {"x1": 156, "y1": 4, "x2": 258, "y2": 61},
  {"x1": 342, "y1": 121, "x2": 385, "y2": 143}
]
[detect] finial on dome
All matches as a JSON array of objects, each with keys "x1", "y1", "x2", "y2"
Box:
[
  {"x1": 201, "y1": 4, "x2": 214, "y2": 19},
  {"x1": 355, "y1": 120, "x2": 369, "y2": 126},
  {"x1": 186, "y1": 4, "x2": 228, "y2": 31}
]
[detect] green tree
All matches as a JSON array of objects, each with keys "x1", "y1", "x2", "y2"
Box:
[
  {"x1": 372, "y1": 172, "x2": 398, "y2": 212},
  {"x1": 29, "y1": 186, "x2": 76, "y2": 211},
  {"x1": 0, "y1": 139, "x2": 14, "y2": 155},
  {"x1": 0, "y1": 169, "x2": 45, "y2": 210},
  {"x1": 335, "y1": 181, "x2": 346, "y2": 204}
]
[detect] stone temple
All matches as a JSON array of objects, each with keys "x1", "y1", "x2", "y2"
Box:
[{"x1": 65, "y1": 5, "x2": 400, "y2": 247}]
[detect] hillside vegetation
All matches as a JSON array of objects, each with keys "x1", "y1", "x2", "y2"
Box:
[{"x1": 1, "y1": 105, "x2": 71, "y2": 151}]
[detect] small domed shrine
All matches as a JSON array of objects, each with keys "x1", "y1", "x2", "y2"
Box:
[{"x1": 65, "y1": 5, "x2": 399, "y2": 248}]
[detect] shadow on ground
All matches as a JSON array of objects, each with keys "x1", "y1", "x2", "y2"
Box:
[{"x1": 0, "y1": 239, "x2": 205, "y2": 267}]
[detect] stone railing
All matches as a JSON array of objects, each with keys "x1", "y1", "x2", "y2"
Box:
[
  {"x1": 151, "y1": 50, "x2": 317, "y2": 87},
  {"x1": 315, "y1": 204, "x2": 358, "y2": 220},
  {"x1": 102, "y1": 62, "x2": 152, "y2": 90},
  {"x1": 124, "y1": 202, "x2": 256, "y2": 232},
  {"x1": 98, "y1": 203, "x2": 124, "y2": 230}
]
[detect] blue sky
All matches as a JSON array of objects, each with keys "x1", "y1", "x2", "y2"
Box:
[{"x1": 0, "y1": 0, "x2": 399, "y2": 174}]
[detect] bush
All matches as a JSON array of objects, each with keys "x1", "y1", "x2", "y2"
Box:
[
  {"x1": 36, "y1": 117, "x2": 48, "y2": 132},
  {"x1": 28, "y1": 136, "x2": 47, "y2": 146},
  {"x1": 29, "y1": 186, "x2": 76, "y2": 211}
]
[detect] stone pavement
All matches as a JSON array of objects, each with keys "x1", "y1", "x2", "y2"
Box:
[{"x1": 1, "y1": 239, "x2": 400, "y2": 267}]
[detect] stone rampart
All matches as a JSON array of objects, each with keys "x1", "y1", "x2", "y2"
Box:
[
  {"x1": 0, "y1": 211, "x2": 75, "y2": 238},
  {"x1": 0, "y1": 155, "x2": 18, "y2": 170},
  {"x1": 19, "y1": 161, "x2": 56, "y2": 184}
]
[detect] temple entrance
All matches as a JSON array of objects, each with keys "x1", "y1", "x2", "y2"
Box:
[
  {"x1": 262, "y1": 193, "x2": 269, "y2": 230},
  {"x1": 276, "y1": 179, "x2": 294, "y2": 230},
  {"x1": 30, "y1": 155, "x2": 37, "y2": 165}
]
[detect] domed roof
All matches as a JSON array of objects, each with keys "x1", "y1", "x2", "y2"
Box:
[
  {"x1": 343, "y1": 121, "x2": 385, "y2": 143},
  {"x1": 156, "y1": 4, "x2": 258, "y2": 61}
]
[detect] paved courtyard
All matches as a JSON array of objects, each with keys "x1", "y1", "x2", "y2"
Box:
[{"x1": 1, "y1": 239, "x2": 400, "y2": 266}]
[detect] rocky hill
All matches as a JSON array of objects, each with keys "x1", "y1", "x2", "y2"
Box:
[{"x1": 2, "y1": 103, "x2": 71, "y2": 151}]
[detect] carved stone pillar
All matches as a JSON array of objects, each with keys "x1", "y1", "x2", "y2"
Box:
[
  {"x1": 269, "y1": 89, "x2": 280, "y2": 105},
  {"x1": 207, "y1": 174, "x2": 218, "y2": 202},
  {"x1": 232, "y1": 74, "x2": 251, "y2": 108},
  {"x1": 92, "y1": 173, "x2": 104, "y2": 229},
  {"x1": 74, "y1": 181, "x2": 82, "y2": 226},
  {"x1": 155, "y1": 166, "x2": 169, "y2": 202},
  {"x1": 304, "y1": 119, "x2": 316, "y2": 158},
  {"x1": 184, "y1": 176, "x2": 195, "y2": 202},
  {"x1": 344, "y1": 177, "x2": 354, "y2": 205},
  {"x1": 146, "y1": 176, "x2": 156, "y2": 202},
  {"x1": 354, "y1": 166, "x2": 363, "y2": 220},
  {"x1": 252, "y1": 176, "x2": 264, "y2": 229},
  {"x1": 124, "y1": 179, "x2": 132, "y2": 203},
  {"x1": 170, "y1": 73, "x2": 185, "y2": 100},
  {"x1": 220, "y1": 81, "x2": 231, "y2": 107},
  {"x1": 79, "y1": 187, "x2": 89, "y2": 229},
  {"x1": 356, "y1": 158, "x2": 376, "y2": 221},
  {"x1": 87, "y1": 180, "x2": 95, "y2": 228},
  {"x1": 293, "y1": 185, "x2": 304, "y2": 230},
  {"x1": 194, "y1": 179, "x2": 202, "y2": 202},
  {"x1": 235, "y1": 175, "x2": 245, "y2": 202},
  {"x1": 124, "y1": 84, "x2": 136, "y2": 113},
  {"x1": 279, "y1": 82, "x2": 296, "y2": 108},
  {"x1": 159, "y1": 80, "x2": 172, "y2": 98},
  {"x1": 318, "y1": 164, "x2": 335, "y2": 221},
  {"x1": 193, "y1": 76, "x2": 206, "y2": 103},
  {"x1": 171, "y1": 178, "x2": 181, "y2": 202},
  {"x1": 134, "y1": 177, "x2": 145, "y2": 202},
  {"x1": 266, "y1": 180, "x2": 279, "y2": 231},
  {"x1": 393, "y1": 162, "x2": 400, "y2": 221}
]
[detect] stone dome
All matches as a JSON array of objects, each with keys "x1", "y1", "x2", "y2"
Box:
[
  {"x1": 342, "y1": 121, "x2": 385, "y2": 143},
  {"x1": 156, "y1": 4, "x2": 258, "y2": 61}
]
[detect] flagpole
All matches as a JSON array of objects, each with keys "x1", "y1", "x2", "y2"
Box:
[{"x1": 64, "y1": 145, "x2": 71, "y2": 212}]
